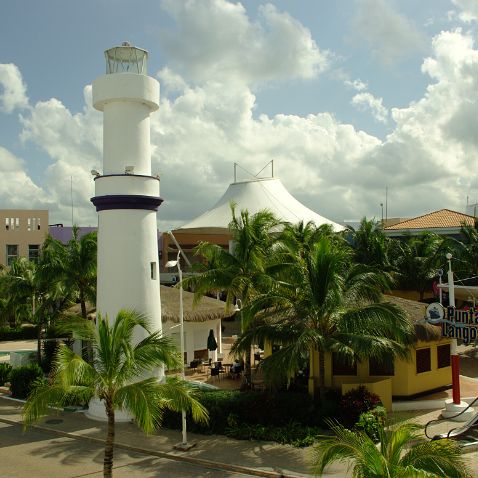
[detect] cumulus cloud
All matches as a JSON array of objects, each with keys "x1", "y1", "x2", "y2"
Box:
[
  {"x1": 352, "y1": 92, "x2": 389, "y2": 123},
  {"x1": 452, "y1": 0, "x2": 478, "y2": 23},
  {"x1": 352, "y1": 0, "x2": 427, "y2": 64},
  {"x1": 5, "y1": 3, "x2": 478, "y2": 228},
  {"x1": 20, "y1": 85, "x2": 102, "y2": 224},
  {"x1": 0, "y1": 64, "x2": 29, "y2": 113},
  {"x1": 159, "y1": 0, "x2": 329, "y2": 84},
  {"x1": 0, "y1": 147, "x2": 51, "y2": 208}
]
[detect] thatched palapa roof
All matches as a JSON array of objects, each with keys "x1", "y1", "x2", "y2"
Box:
[
  {"x1": 64, "y1": 286, "x2": 234, "y2": 324},
  {"x1": 384, "y1": 295, "x2": 443, "y2": 342},
  {"x1": 160, "y1": 285, "x2": 235, "y2": 323}
]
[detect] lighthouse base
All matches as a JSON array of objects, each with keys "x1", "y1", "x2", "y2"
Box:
[{"x1": 85, "y1": 397, "x2": 132, "y2": 422}]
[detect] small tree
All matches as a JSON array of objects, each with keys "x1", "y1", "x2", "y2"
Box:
[
  {"x1": 23, "y1": 310, "x2": 209, "y2": 478},
  {"x1": 313, "y1": 420, "x2": 472, "y2": 478}
]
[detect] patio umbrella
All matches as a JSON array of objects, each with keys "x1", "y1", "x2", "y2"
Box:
[{"x1": 207, "y1": 329, "x2": 217, "y2": 351}]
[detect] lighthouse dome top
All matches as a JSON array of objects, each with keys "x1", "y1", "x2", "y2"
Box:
[{"x1": 105, "y1": 42, "x2": 148, "y2": 75}]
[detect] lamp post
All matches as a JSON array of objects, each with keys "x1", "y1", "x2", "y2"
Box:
[
  {"x1": 446, "y1": 253, "x2": 461, "y2": 405},
  {"x1": 165, "y1": 253, "x2": 194, "y2": 450}
]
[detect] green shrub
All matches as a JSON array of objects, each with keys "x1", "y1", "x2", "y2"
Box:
[
  {"x1": 0, "y1": 326, "x2": 39, "y2": 341},
  {"x1": 9, "y1": 364, "x2": 44, "y2": 399},
  {"x1": 338, "y1": 386, "x2": 382, "y2": 428},
  {"x1": 355, "y1": 406, "x2": 387, "y2": 442},
  {"x1": 0, "y1": 363, "x2": 12, "y2": 386},
  {"x1": 225, "y1": 422, "x2": 322, "y2": 447},
  {"x1": 162, "y1": 389, "x2": 331, "y2": 443}
]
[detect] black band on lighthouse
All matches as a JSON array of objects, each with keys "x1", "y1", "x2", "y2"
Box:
[{"x1": 91, "y1": 195, "x2": 163, "y2": 211}]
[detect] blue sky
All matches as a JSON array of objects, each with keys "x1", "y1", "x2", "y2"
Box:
[{"x1": 1, "y1": 0, "x2": 478, "y2": 229}]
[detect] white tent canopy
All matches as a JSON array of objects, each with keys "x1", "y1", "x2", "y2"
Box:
[{"x1": 178, "y1": 177, "x2": 344, "y2": 232}]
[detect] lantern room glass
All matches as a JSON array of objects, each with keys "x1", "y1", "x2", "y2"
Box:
[{"x1": 105, "y1": 42, "x2": 148, "y2": 75}]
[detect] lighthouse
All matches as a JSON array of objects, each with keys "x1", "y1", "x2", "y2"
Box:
[{"x1": 88, "y1": 43, "x2": 163, "y2": 420}]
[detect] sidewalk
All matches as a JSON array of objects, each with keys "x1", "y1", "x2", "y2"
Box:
[{"x1": 0, "y1": 396, "x2": 331, "y2": 478}]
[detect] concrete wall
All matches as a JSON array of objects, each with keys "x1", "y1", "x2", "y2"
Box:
[{"x1": 0, "y1": 210, "x2": 49, "y2": 265}]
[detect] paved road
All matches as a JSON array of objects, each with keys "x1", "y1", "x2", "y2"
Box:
[{"x1": 0, "y1": 421, "x2": 259, "y2": 478}]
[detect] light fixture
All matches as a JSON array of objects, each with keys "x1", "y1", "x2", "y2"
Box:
[
  {"x1": 125, "y1": 165, "x2": 135, "y2": 174},
  {"x1": 91, "y1": 169, "x2": 100, "y2": 177}
]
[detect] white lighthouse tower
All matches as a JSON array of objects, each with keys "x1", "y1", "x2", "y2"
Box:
[{"x1": 88, "y1": 43, "x2": 163, "y2": 420}]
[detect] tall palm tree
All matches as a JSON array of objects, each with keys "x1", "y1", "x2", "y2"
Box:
[
  {"x1": 350, "y1": 217, "x2": 395, "y2": 270},
  {"x1": 451, "y1": 219, "x2": 478, "y2": 282},
  {"x1": 396, "y1": 232, "x2": 444, "y2": 301},
  {"x1": 23, "y1": 310, "x2": 208, "y2": 478},
  {"x1": 235, "y1": 236, "x2": 415, "y2": 395},
  {"x1": 313, "y1": 420, "x2": 472, "y2": 477},
  {"x1": 186, "y1": 204, "x2": 282, "y2": 386},
  {"x1": 42, "y1": 227, "x2": 97, "y2": 320}
]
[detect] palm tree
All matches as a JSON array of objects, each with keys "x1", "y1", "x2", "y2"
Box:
[
  {"x1": 42, "y1": 227, "x2": 97, "y2": 320},
  {"x1": 23, "y1": 310, "x2": 208, "y2": 478},
  {"x1": 313, "y1": 420, "x2": 472, "y2": 477},
  {"x1": 396, "y1": 232, "x2": 444, "y2": 301},
  {"x1": 235, "y1": 236, "x2": 415, "y2": 395},
  {"x1": 186, "y1": 204, "x2": 282, "y2": 386},
  {"x1": 451, "y1": 219, "x2": 478, "y2": 282},
  {"x1": 350, "y1": 217, "x2": 395, "y2": 270}
]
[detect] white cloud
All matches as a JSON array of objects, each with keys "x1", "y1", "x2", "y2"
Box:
[
  {"x1": 0, "y1": 64, "x2": 29, "y2": 113},
  {"x1": 452, "y1": 0, "x2": 478, "y2": 23},
  {"x1": 159, "y1": 0, "x2": 329, "y2": 85},
  {"x1": 20, "y1": 86, "x2": 102, "y2": 225},
  {"x1": 352, "y1": 0, "x2": 428, "y2": 64},
  {"x1": 6, "y1": 5, "x2": 478, "y2": 228},
  {"x1": 344, "y1": 79, "x2": 368, "y2": 91},
  {"x1": 0, "y1": 147, "x2": 51, "y2": 208},
  {"x1": 352, "y1": 92, "x2": 389, "y2": 123}
]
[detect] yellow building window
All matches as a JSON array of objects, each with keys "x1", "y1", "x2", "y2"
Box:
[
  {"x1": 437, "y1": 344, "x2": 451, "y2": 369},
  {"x1": 332, "y1": 353, "x2": 357, "y2": 376},
  {"x1": 369, "y1": 355, "x2": 394, "y2": 376},
  {"x1": 416, "y1": 348, "x2": 431, "y2": 374}
]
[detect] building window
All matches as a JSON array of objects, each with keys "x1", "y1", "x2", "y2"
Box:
[
  {"x1": 6, "y1": 245, "x2": 18, "y2": 266},
  {"x1": 29, "y1": 245, "x2": 40, "y2": 263},
  {"x1": 369, "y1": 355, "x2": 394, "y2": 376},
  {"x1": 37, "y1": 218, "x2": 41, "y2": 230},
  {"x1": 437, "y1": 344, "x2": 451, "y2": 369},
  {"x1": 5, "y1": 218, "x2": 9, "y2": 231},
  {"x1": 416, "y1": 348, "x2": 431, "y2": 374},
  {"x1": 332, "y1": 353, "x2": 357, "y2": 376}
]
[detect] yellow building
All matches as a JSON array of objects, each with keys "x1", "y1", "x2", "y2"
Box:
[
  {"x1": 264, "y1": 295, "x2": 452, "y2": 411},
  {"x1": 0, "y1": 210, "x2": 49, "y2": 266}
]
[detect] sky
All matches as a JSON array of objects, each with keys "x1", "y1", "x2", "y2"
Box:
[{"x1": 1, "y1": 0, "x2": 478, "y2": 230}]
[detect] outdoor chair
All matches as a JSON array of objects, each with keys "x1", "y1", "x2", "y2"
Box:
[{"x1": 210, "y1": 366, "x2": 221, "y2": 380}]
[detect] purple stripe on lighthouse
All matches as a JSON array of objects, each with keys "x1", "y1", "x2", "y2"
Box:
[{"x1": 91, "y1": 195, "x2": 163, "y2": 211}]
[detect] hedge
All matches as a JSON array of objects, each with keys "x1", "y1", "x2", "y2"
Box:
[
  {"x1": 162, "y1": 389, "x2": 338, "y2": 445},
  {"x1": 0, "y1": 326, "x2": 39, "y2": 341},
  {"x1": 9, "y1": 364, "x2": 44, "y2": 399}
]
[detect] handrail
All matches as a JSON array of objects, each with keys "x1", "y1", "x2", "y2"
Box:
[{"x1": 424, "y1": 396, "x2": 478, "y2": 439}]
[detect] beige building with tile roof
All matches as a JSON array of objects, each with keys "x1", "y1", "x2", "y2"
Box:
[{"x1": 384, "y1": 209, "x2": 475, "y2": 237}]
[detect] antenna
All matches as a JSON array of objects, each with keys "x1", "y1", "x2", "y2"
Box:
[
  {"x1": 385, "y1": 186, "x2": 388, "y2": 222},
  {"x1": 70, "y1": 175, "x2": 74, "y2": 227}
]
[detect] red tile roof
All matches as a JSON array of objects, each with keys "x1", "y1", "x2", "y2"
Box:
[{"x1": 384, "y1": 209, "x2": 475, "y2": 231}]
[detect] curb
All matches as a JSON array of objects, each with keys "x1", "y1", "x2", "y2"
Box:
[{"x1": 0, "y1": 415, "x2": 309, "y2": 478}]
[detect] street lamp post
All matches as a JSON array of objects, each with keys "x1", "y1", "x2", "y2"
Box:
[
  {"x1": 446, "y1": 253, "x2": 461, "y2": 405},
  {"x1": 166, "y1": 253, "x2": 194, "y2": 450}
]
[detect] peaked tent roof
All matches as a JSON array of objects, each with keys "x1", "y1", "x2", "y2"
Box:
[
  {"x1": 384, "y1": 209, "x2": 475, "y2": 231},
  {"x1": 177, "y1": 177, "x2": 344, "y2": 232}
]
